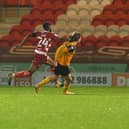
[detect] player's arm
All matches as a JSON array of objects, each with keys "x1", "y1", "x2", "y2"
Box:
[
  {"x1": 55, "y1": 48, "x2": 60, "y2": 63},
  {"x1": 53, "y1": 33, "x2": 68, "y2": 44},
  {"x1": 16, "y1": 32, "x2": 37, "y2": 48},
  {"x1": 58, "y1": 37, "x2": 68, "y2": 43}
]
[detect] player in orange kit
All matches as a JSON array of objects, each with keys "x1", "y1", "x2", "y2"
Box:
[{"x1": 34, "y1": 31, "x2": 81, "y2": 94}]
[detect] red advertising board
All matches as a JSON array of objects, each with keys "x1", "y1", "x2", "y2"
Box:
[{"x1": 112, "y1": 73, "x2": 129, "y2": 86}]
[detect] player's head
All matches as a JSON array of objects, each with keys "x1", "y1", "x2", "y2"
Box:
[
  {"x1": 68, "y1": 32, "x2": 81, "y2": 42},
  {"x1": 42, "y1": 21, "x2": 52, "y2": 32}
]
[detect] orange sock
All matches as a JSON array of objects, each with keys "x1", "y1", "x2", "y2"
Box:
[
  {"x1": 36, "y1": 77, "x2": 51, "y2": 88},
  {"x1": 63, "y1": 84, "x2": 69, "y2": 93}
]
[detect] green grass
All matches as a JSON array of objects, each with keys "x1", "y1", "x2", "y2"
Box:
[{"x1": 0, "y1": 86, "x2": 129, "y2": 129}]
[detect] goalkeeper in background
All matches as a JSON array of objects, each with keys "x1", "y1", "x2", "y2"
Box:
[{"x1": 34, "y1": 31, "x2": 81, "y2": 94}]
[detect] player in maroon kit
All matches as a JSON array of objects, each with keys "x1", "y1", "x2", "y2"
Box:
[{"x1": 8, "y1": 21, "x2": 66, "y2": 85}]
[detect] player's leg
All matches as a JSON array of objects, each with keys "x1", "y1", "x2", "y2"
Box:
[
  {"x1": 59, "y1": 65, "x2": 74, "y2": 94},
  {"x1": 50, "y1": 65, "x2": 63, "y2": 88},
  {"x1": 34, "y1": 62, "x2": 61, "y2": 94},
  {"x1": 7, "y1": 63, "x2": 40, "y2": 85},
  {"x1": 47, "y1": 56, "x2": 63, "y2": 87},
  {"x1": 63, "y1": 74, "x2": 75, "y2": 95},
  {"x1": 55, "y1": 78, "x2": 62, "y2": 88},
  {"x1": 8, "y1": 52, "x2": 43, "y2": 85},
  {"x1": 15, "y1": 64, "x2": 38, "y2": 77},
  {"x1": 55, "y1": 75, "x2": 64, "y2": 88},
  {"x1": 34, "y1": 74, "x2": 59, "y2": 94}
]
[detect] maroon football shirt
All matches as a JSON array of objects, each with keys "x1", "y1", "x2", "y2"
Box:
[{"x1": 35, "y1": 31, "x2": 59, "y2": 53}]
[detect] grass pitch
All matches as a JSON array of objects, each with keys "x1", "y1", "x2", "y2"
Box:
[{"x1": 0, "y1": 86, "x2": 129, "y2": 129}]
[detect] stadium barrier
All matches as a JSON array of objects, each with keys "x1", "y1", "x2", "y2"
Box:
[
  {"x1": 0, "y1": 63, "x2": 129, "y2": 86},
  {"x1": 12, "y1": 72, "x2": 129, "y2": 87},
  {"x1": 0, "y1": 65, "x2": 16, "y2": 85},
  {"x1": 13, "y1": 76, "x2": 32, "y2": 86}
]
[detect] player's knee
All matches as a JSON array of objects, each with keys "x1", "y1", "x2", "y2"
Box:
[{"x1": 49, "y1": 75, "x2": 58, "y2": 81}]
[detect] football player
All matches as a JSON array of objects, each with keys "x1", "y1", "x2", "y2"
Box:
[
  {"x1": 8, "y1": 21, "x2": 66, "y2": 85},
  {"x1": 34, "y1": 31, "x2": 81, "y2": 94}
]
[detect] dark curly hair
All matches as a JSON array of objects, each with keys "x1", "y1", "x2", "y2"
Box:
[
  {"x1": 68, "y1": 32, "x2": 81, "y2": 42},
  {"x1": 42, "y1": 21, "x2": 52, "y2": 32}
]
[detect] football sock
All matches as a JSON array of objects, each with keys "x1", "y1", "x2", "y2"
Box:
[
  {"x1": 63, "y1": 84, "x2": 69, "y2": 92},
  {"x1": 36, "y1": 77, "x2": 51, "y2": 88},
  {"x1": 14, "y1": 70, "x2": 30, "y2": 77}
]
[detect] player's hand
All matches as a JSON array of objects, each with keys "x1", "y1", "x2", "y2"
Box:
[
  {"x1": 54, "y1": 61, "x2": 58, "y2": 67},
  {"x1": 50, "y1": 65, "x2": 55, "y2": 72}
]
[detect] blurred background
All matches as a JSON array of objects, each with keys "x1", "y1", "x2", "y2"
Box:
[{"x1": 0, "y1": 0, "x2": 129, "y2": 86}]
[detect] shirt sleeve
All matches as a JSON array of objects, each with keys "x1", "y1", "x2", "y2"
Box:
[{"x1": 52, "y1": 33, "x2": 60, "y2": 40}]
